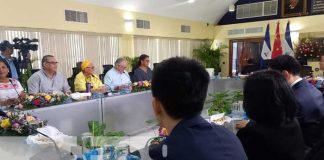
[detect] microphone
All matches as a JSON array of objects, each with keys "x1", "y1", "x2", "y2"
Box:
[
  {"x1": 9, "y1": 78, "x2": 20, "y2": 97},
  {"x1": 31, "y1": 128, "x2": 64, "y2": 160},
  {"x1": 8, "y1": 79, "x2": 21, "y2": 108}
]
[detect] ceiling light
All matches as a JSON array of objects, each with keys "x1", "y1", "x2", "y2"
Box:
[{"x1": 188, "y1": 0, "x2": 195, "y2": 3}]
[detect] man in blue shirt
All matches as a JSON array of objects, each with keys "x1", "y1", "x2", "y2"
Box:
[
  {"x1": 149, "y1": 57, "x2": 247, "y2": 160},
  {"x1": 0, "y1": 40, "x2": 20, "y2": 80}
]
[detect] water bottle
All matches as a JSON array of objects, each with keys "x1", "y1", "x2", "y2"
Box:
[{"x1": 86, "y1": 82, "x2": 92, "y2": 93}]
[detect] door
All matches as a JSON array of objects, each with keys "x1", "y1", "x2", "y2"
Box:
[{"x1": 229, "y1": 38, "x2": 263, "y2": 76}]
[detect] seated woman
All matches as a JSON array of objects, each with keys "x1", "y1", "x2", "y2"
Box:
[
  {"x1": 133, "y1": 54, "x2": 152, "y2": 82},
  {"x1": 237, "y1": 70, "x2": 305, "y2": 160},
  {"x1": 74, "y1": 59, "x2": 107, "y2": 93},
  {"x1": 0, "y1": 60, "x2": 25, "y2": 109}
]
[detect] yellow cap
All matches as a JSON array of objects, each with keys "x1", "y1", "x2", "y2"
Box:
[{"x1": 81, "y1": 59, "x2": 92, "y2": 71}]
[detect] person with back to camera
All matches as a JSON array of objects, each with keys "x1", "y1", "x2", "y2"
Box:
[
  {"x1": 0, "y1": 40, "x2": 20, "y2": 80},
  {"x1": 133, "y1": 54, "x2": 152, "y2": 82},
  {"x1": 237, "y1": 70, "x2": 305, "y2": 160},
  {"x1": 0, "y1": 59, "x2": 25, "y2": 110},
  {"x1": 269, "y1": 55, "x2": 324, "y2": 149},
  {"x1": 149, "y1": 57, "x2": 247, "y2": 160}
]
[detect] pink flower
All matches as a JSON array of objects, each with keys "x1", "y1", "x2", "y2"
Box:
[{"x1": 12, "y1": 123, "x2": 19, "y2": 129}]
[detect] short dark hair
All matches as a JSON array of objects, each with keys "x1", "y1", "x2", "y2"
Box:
[
  {"x1": 138, "y1": 54, "x2": 149, "y2": 66},
  {"x1": 269, "y1": 55, "x2": 301, "y2": 75},
  {"x1": 151, "y1": 57, "x2": 209, "y2": 119},
  {"x1": 42, "y1": 55, "x2": 54, "y2": 67},
  {"x1": 243, "y1": 70, "x2": 298, "y2": 126},
  {"x1": 0, "y1": 40, "x2": 13, "y2": 52}
]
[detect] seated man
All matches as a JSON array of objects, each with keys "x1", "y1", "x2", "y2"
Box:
[
  {"x1": 74, "y1": 59, "x2": 106, "y2": 93},
  {"x1": 104, "y1": 58, "x2": 131, "y2": 91},
  {"x1": 27, "y1": 55, "x2": 70, "y2": 94},
  {"x1": 269, "y1": 55, "x2": 324, "y2": 148},
  {"x1": 149, "y1": 57, "x2": 247, "y2": 160}
]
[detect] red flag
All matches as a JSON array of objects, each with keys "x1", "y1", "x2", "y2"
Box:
[{"x1": 271, "y1": 22, "x2": 283, "y2": 59}]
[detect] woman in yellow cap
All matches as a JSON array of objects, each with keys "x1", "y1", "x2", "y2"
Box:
[{"x1": 74, "y1": 59, "x2": 107, "y2": 93}]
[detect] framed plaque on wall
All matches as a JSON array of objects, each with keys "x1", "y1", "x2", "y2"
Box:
[
  {"x1": 282, "y1": 0, "x2": 307, "y2": 18},
  {"x1": 312, "y1": 0, "x2": 324, "y2": 15}
]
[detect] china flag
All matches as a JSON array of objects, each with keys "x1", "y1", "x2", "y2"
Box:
[{"x1": 271, "y1": 22, "x2": 283, "y2": 59}]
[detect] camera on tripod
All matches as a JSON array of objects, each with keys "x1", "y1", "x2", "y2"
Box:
[
  {"x1": 12, "y1": 37, "x2": 39, "y2": 69},
  {"x1": 12, "y1": 37, "x2": 38, "y2": 54}
]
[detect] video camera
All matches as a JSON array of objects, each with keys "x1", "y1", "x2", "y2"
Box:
[
  {"x1": 12, "y1": 38, "x2": 39, "y2": 69},
  {"x1": 12, "y1": 37, "x2": 38, "y2": 55}
]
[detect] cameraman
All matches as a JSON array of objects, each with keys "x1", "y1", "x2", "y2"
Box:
[{"x1": 0, "y1": 40, "x2": 20, "y2": 80}]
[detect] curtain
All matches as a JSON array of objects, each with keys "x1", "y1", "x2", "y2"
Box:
[
  {"x1": 134, "y1": 36, "x2": 205, "y2": 68},
  {"x1": 0, "y1": 27, "x2": 120, "y2": 78}
]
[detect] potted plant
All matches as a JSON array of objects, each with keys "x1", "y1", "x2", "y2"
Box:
[
  {"x1": 123, "y1": 56, "x2": 139, "y2": 72},
  {"x1": 193, "y1": 40, "x2": 227, "y2": 76},
  {"x1": 207, "y1": 90, "x2": 243, "y2": 116}
]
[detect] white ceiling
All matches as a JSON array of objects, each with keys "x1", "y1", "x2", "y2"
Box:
[{"x1": 74, "y1": 0, "x2": 238, "y2": 24}]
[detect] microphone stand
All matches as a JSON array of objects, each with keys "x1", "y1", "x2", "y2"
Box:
[{"x1": 31, "y1": 129, "x2": 64, "y2": 160}]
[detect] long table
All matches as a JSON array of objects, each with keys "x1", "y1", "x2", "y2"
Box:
[{"x1": 24, "y1": 79, "x2": 244, "y2": 136}]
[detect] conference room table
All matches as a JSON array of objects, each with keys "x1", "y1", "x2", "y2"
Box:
[{"x1": 23, "y1": 78, "x2": 244, "y2": 136}]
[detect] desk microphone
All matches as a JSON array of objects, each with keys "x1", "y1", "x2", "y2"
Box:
[
  {"x1": 9, "y1": 78, "x2": 20, "y2": 97},
  {"x1": 24, "y1": 124, "x2": 71, "y2": 160}
]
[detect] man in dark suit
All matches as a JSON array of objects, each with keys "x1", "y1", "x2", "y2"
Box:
[
  {"x1": 269, "y1": 55, "x2": 324, "y2": 148},
  {"x1": 0, "y1": 40, "x2": 20, "y2": 80},
  {"x1": 149, "y1": 57, "x2": 247, "y2": 160}
]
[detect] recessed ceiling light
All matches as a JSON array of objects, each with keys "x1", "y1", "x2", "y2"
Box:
[{"x1": 188, "y1": 0, "x2": 195, "y2": 3}]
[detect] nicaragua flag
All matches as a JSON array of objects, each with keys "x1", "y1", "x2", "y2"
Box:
[
  {"x1": 282, "y1": 21, "x2": 294, "y2": 56},
  {"x1": 261, "y1": 24, "x2": 272, "y2": 60}
]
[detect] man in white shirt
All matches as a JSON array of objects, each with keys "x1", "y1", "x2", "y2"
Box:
[{"x1": 104, "y1": 58, "x2": 131, "y2": 91}]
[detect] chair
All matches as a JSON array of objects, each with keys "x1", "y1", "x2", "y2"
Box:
[
  {"x1": 99, "y1": 74, "x2": 105, "y2": 84},
  {"x1": 102, "y1": 64, "x2": 113, "y2": 75},
  {"x1": 31, "y1": 69, "x2": 40, "y2": 75},
  {"x1": 305, "y1": 139, "x2": 324, "y2": 160},
  {"x1": 129, "y1": 72, "x2": 134, "y2": 83},
  {"x1": 67, "y1": 77, "x2": 75, "y2": 93}
]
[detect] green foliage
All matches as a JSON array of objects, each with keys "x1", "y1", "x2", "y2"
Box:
[
  {"x1": 88, "y1": 121, "x2": 106, "y2": 136},
  {"x1": 20, "y1": 59, "x2": 38, "y2": 91},
  {"x1": 85, "y1": 121, "x2": 125, "y2": 148},
  {"x1": 208, "y1": 90, "x2": 243, "y2": 116},
  {"x1": 193, "y1": 40, "x2": 227, "y2": 73},
  {"x1": 123, "y1": 56, "x2": 139, "y2": 72}
]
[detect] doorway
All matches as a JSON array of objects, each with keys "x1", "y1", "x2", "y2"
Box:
[{"x1": 229, "y1": 38, "x2": 264, "y2": 76}]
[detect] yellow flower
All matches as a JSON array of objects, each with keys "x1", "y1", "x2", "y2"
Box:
[
  {"x1": 44, "y1": 95, "x2": 52, "y2": 101},
  {"x1": 0, "y1": 118, "x2": 11, "y2": 129},
  {"x1": 28, "y1": 95, "x2": 35, "y2": 101},
  {"x1": 26, "y1": 116, "x2": 35, "y2": 123},
  {"x1": 143, "y1": 81, "x2": 150, "y2": 87}
]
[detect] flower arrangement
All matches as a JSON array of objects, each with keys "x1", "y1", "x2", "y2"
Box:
[
  {"x1": 24, "y1": 93, "x2": 70, "y2": 109},
  {"x1": 295, "y1": 38, "x2": 323, "y2": 61},
  {"x1": 132, "y1": 80, "x2": 151, "y2": 93},
  {"x1": 0, "y1": 111, "x2": 47, "y2": 136}
]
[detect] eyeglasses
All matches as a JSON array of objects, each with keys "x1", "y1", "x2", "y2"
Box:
[
  {"x1": 86, "y1": 66, "x2": 95, "y2": 69},
  {"x1": 46, "y1": 61, "x2": 59, "y2": 64}
]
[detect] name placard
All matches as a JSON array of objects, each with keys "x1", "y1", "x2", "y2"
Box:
[{"x1": 312, "y1": 0, "x2": 324, "y2": 14}]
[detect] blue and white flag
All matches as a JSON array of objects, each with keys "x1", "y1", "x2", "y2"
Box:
[
  {"x1": 261, "y1": 24, "x2": 272, "y2": 60},
  {"x1": 282, "y1": 21, "x2": 294, "y2": 56}
]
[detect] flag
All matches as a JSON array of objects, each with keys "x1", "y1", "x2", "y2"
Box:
[
  {"x1": 282, "y1": 21, "x2": 294, "y2": 56},
  {"x1": 271, "y1": 22, "x2": 283, "y2": 59},
  {"x1": 261, "y1": 24, "x2": 272, "y2": 60}
]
